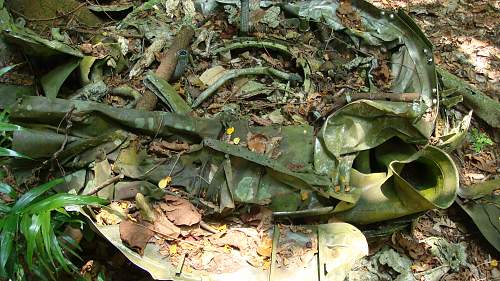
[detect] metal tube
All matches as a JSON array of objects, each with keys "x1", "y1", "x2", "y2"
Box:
[{"x1": 171, "y1": 49, "x2": 189, "y2": 82}]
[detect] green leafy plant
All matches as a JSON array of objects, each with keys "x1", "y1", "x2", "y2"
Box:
[
  {"x1": 0, "y1": 178, "x2": 107, "y2": 280},
  {"x1": 0, "y1": 111, "x2": 31, "y2": 159},
  {"x1": 0, "y1": 63, "x2": 22, "y2": 77},
  {"x1": 0, "y1": 98, "x2": 106, "y2": 279},
  {"x1": 468, "y1": 128, "x2": 494, "y2": 153}
]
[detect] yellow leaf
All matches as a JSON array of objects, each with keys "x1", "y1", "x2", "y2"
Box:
[
  {"x1": 257, "y1": 237, "x2": 272, "y2": 257},
  {"x1": 226, "y1": 127, "x2": 235, "y2": 135},
  {"x1": 169, "y1": 244, "x2": 177, "y2": 255},
  {"x1": 223, "y1": 244, "x2": 232, "y2": 253},
  {"x1": 215, "y1": 224, "x2": 227, "y2": 232},
  {"x1": 300, "y1": 190, "x2": 309, "y2": 201},
  {"x1": 492, "y1": 259, "x2": 498, "y2": 268},
  {"x1": 158, "y1": 176, "x2": 172, "y2": 189},
  {"x1": 262, "y1": 260, "x2": 270, "y2": 270},
  {"x1": 233, "y1": 137, "x2": 240, "y2": 144}
]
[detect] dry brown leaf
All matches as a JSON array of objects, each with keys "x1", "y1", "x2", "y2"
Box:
[
  {"x1": 211, "y1": 230, "x2": 249, "y2": 250},
  {"x1": 250, "y1": 114, "x2": 273, "y2": 126},
  {"x1": 119, "y1": 220, "x2": 154, "y2": 256},
  {"x1": 160, "y1": 195, "x2": 202, "y2": 226},
  {"x1": 260, "y1": 53, "x2": 282, "y2": 68},
  {"x1": 240, "y1": 206, "x2": 273, "y2": 231},
  {"x1": 199, "y1": 66, "x2": 227, "y2": 86},
  {"x1": 153, "y1": 210, "x2": 181, "y2": 239},
  {"x1": 336, "y1": 0, "x2": 363, "y2": 29},
  {"x1": 393, "y1": 232, "x2": 428, "y2": 260},
  {"x1": 207, "y1": 254, "x2": 242, "y2": 273},
  {"x1": 149, "y1": 140, "x2": 190, "y2": 157},
  {"x1": 247, "y1": 133, "x2": 268, "y2": 154}
]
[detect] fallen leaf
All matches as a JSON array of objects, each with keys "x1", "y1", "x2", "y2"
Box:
[
  {"x1": 119, "y1": 220, "x2": 154, "y2": 256},
  {"x1": 207, "y1": 254, "x2": 241, "y2": 273},
  {"x1": 260, "y1": 53, "x2": 281, "y2": 67},
  {"x1": 226, "y1": 127, "x2": 235, "y2": 135},
  {"x1": 432, "y1": 216, "x2": 456, "y2": 232},
  {"x1": 215, "y1": 224, "x2": 227, "y2": 232},
  {"x1": 149, "y1": 140, "x2": 190, "y2": 155},
  {"x1": 160, "y1": 195, "x2": 202, "y2": 226},
  {"x1": 266, "y1": 109, "x2": 285, "y2": 124},
  {"x1": 211, "y1": 230, "x2": 249, "y2": 250},
  {"x1": 300, "y1": 190, "x2": 309, "y2": 201},
  {"x1": 240, "y1": 206, "x2": 273, "y2": 231},
  {"x1": 95, "y1": 209, "x2": 121, "y2": 225},
  {"x1": 153, "y1": 210, "x2": 180, "y2": 239},
  {"x1": 257, "y1": 237, "x2": 272, "y2": 257},
  {"x1": 169, "y1": 244, "x2": 177, "y2": 255},
  {"x1": 199, "y1": 66, "x2": 227, "y2": 86},
  {"x1": 158, "y1": 176, "x2": 172, "y2": 189},
  {"x1": 251, "y1": 114, "x2": 273, "y2": 126},
  {"x1": 247, "y1": 133, "x2": 268, "y2": 154},
  {"x1": 201, "y1": 251, "x2": 215, "y2": 267},
  {"x1": 233, "y1": 137, "x2": 240, "y2": 144}
]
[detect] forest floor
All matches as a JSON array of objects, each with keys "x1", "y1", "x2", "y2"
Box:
[
  {"x1": 366, "y1": 1, "x2": 499, "y2": 280},
  {"x1": 0, "y1": 0, "x2": 498, "y2": 280}
]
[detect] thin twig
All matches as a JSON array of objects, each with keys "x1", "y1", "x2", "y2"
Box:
[
  {"x1": 168, "y1": 153, "x2": 181, "y2": 177},
  {"x1": 199, "y1": 221, "x2": 219, "y2": 234},
  {"x1": 143, "y1": 158, "x2": 168, "y2": 177},
  {"x1": 51, "y1": 106, "x2": 75, "y2": 161},
  {"x1": 34, "y1": 106, "x2": 75, "y2": 175},
  {"x1": 85, "y1": 174, "x2": 124, "y2": 195}
]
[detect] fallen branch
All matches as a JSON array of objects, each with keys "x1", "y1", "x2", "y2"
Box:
[
  {"x1": 437, "y1": 66, "x2": 500, "y2": 128},
  {"x1": 192, "y1": 67, "x2": 303, "y2": 107},
  {"x1": 156, "y1": 26, "x2": 195, "y2": 81},
  {"x1": 199, "y1": 221, "x2": 219, "y2": 234}
]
